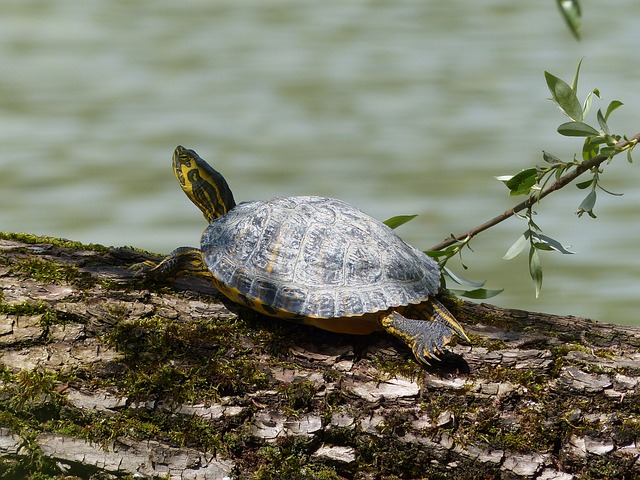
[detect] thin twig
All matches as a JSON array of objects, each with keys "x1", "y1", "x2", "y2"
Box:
[{"x1": 429, "y1": 133, "x2": 640, "y2": 252}]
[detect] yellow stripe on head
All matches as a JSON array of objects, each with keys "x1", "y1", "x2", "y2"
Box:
[{"x1": 173, "y1": 146, "x2": 236, "y2": 223}]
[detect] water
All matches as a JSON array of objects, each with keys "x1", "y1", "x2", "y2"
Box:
[{"x1": 1, "y1": 0, "x2": 639, "y2": 324}]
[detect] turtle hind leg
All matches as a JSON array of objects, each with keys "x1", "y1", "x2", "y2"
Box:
[
  {"x1": 132, "y1": 247, "x2": 211, "y2": 282},
  {"x1": 380, "y1": 311, "x2": 455, "y2": 364},
  {"x1": 379, "y1": 300, "x2": 468, "y2": 365}
]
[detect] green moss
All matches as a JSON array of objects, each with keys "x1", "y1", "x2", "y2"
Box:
[
  {"x1": 551, "y1": 343, "x2": 590, "y2": 357},
  {"x1": 0, "y1": 399, "x2": 141, "y2": 479},
  {"x1": 0, "y1": 231, "x2": 110, "y2": 253},
  {"x1": 0, "y1": 429, "x2": 55, "y2": 479},
  {"x1": 584, "y1": 364, "x2": 617, "y2": 376},
  {"x1": 453, "y1": 306, "x2": 511, "y2": 330},
  {"x1": 371, "y1": 352, "x2": 423, "y2": 380},
  {"x1": 501, "y1": 419, "x2": 558, "y2": 452},
  {"x1": 482, "y1": 339, "x2": 508, "y2": 352},
  {"x1": 618, "y1": 417, "x2": 640, "y2": 441},
  {"x1": 103, "y1": 315, "x2": 269, "y2": 404},
  {"x1": 420, "y1": 390, "x2": 471, "y2": 430},
  {"x1": 0, "y1": 300, "x2": 48, "y2": 317},
  {"x1": 222, "y1": 422, "x2": 255, "y2": 456},
  {"x1": 470, "y1": 403, "x2": 562, "y2": 453},
  {"x1": 16, "y1": 258, "x2": 79, "y2": 285},
  {"x1": 0, "y1": 367, "x2": 77, "y2": 478},
  {"x1": 0, "y1": 301, "x2": 48, "y2": 340},
  {"x1": 99, "y1": 277, "x2": 125, "y2": 290},
  {"x1": 11, "y1": 369, "x2": 66, "y2": 408},
  {"x1": 252, "y1": 438, "x2": 340, "y2": 480},
  {"x1": 245, "y1": 316, "x2": 302, "y2": 359},
  {"x1": 376, "y1": 410, "x2": 412, "y2": 437},
  {"x1": 0, "y1": 309, "x2": 272, "y2": 467},
  {"x1": 0, "y1": 408, "x2": 28, "y2": 436},
  {"x1": 278, "y1": 380, "x2": 318, "y2": 415},
  {"x1": 357, "y1": 436, "x2": 434, "y2": 478},
  {"x1": 481, "y1": 365, "x2": 547, "y2": 393},
  {"x1": 580, "y1": 455, "x2": 636, "y2": 479},
  {"x1": 75, "y1": 408, "x2": 225, "y2": 454},
  {"x1": 0, "y1": 300, "x2": 79, "y2": 335},
  {"x1": 593, "y1": 348, "x2": 616, "y2": 359}
]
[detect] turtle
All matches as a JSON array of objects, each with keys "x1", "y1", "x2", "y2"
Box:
[{"x1": 141, "y1": 145, "x2": 469, "y2": 364}]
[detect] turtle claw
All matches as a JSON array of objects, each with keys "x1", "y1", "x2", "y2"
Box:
[
  {"x1": 408, "y1": 318, "x2": 456, "y2": 365},
  {"x1": 410, "y1": 326, "x2": 454, "y2": 365}
]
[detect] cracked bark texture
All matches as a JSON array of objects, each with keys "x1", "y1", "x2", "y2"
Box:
[{"x1": 0, "y1": 234, "x2": 639, "y2": 479}]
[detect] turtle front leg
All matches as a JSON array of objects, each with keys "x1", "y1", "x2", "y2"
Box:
[{"x1": 133, "y1": 247, "x2": 211, "y2": 282}]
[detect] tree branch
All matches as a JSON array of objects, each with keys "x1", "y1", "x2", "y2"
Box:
[{"x1": 429, "y1": 133, "x2": 640, "y2": 252}]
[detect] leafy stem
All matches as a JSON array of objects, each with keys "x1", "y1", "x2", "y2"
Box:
[
  {"x1": 425, "y1": 61, "x2": 640, "y2": 297},
  {"x1": 429, "y1": 132, "x2": 639, "y2": 253},
  {"x1": 386, "y1": 62, "x2": 637, "y2": 298}
]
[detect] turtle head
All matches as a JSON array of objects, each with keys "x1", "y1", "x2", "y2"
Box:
[{"x1": 172, "y1": 146, "x2": 236, "y2": 223}]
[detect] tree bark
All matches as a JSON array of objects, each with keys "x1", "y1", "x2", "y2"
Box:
[{"x1": 0, "y1": 233, "x2": 638, "y2": 479}]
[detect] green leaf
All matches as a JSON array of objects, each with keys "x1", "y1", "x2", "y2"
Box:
[
  {"x1": 443, "y1": 267, "x2": 486, "y2": 288},
  {"x1": 542, "y1": 151, "x2": 563, "y2": 164},
  {"x1": 557, "y1": 121, "x2": 600, "y2": 137},
  {"x1": 545, "y1": 71, "x2": 583, "y2": 121},
  {"x1": 557, "y1": 0, "x2": 582, "y2": 40},
  {"x1": 627, "y1": 149, "x2": 634, "y2": 164},
  {"x1": 600, "y1": 146, "x2": 616, "y2": 157},
  {"x1": 586, "y1": 135, "x2": 608, "y2": 147},
  {"x1": 582, "y1": 89, "x2": 600, "y2": 118},
  {"x1": 383, "y1": 214, "x2": 417, "y2": 230},
  {"x1": 494, "y1": 174, "x2": 514, "y2": 182},
  {"x1": 533, "y1": 242, "x2": 554, "y2": 252},
  {"x1": 503, "y1": 168, "x2": 538, "y2": 196},
  {"x1": 596, "y1": 109, "x2": 610, "y2": 135},
  {"x1": 577, "y1": 189, "x2": 597, "y2": 218},
  {"x1": 604, "y1": 100, "x2": 624, "y2": 121},
  {"x1": 576, "y1": 178, "x2": 594, "y2": 189},
  {"x1": 424, "y1": 249, "x2": 451, "y2": 258},
  {"x1": 532, "y1": 233, "x2": 575, "y2": 254},
  {"x1": 503, "y1": 233, "x2": 529, "y2": 260},
  {"x1": 528, "y1": 247, "x2": 543, "y2": 298},
  {"x1": 605, "y1": 134, "x2": 621, "y2": 146},
  {"x1": 571, "y1": 57, "x2": 583, "y2": 93},
  {"x1": 450, "y1": 288, "x2": 504, "y2": 300},
  {"x1": 582, "y1": 137, "x2": 602, "y2": 161}
]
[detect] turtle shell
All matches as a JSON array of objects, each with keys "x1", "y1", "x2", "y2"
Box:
[{"x1": 200, "y1": 196, "x2": 440, "y2": 319}]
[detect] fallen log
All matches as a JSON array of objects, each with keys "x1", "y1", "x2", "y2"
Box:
[{"x1": 0, "y1": 232, "x2": 638, "y2": 479}]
